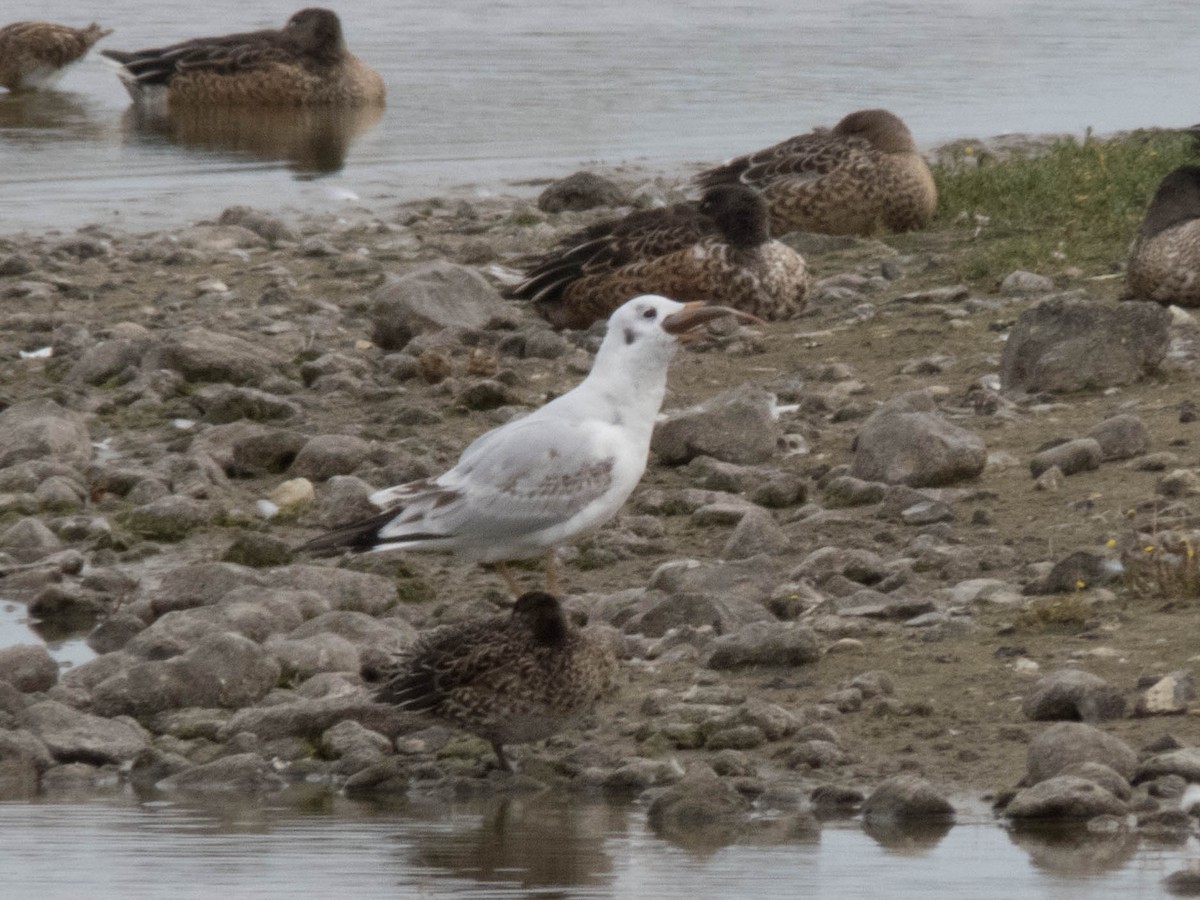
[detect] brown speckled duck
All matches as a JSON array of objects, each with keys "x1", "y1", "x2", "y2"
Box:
[
  {"x1": 695, "y1": 109, "x2": 937, "y2": 236},
  {"x1": 509, "y1": 184, "x2": 810, "y2": 330},
  {"x1": 0, "y1": 21, "x2": 112, "y2": 91},
  {"x1": 100, "y1": 8, "x2": 385, "y2": 109},
  {"x1": 1125, "y1": 165, "x2": 1200, "y2": 307},
  {"x1": 375, "y1": 592, "x2": 617, "y2": 772}
]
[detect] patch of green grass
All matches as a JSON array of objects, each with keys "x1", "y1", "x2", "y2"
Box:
[{"x1": 930, "y1": 130, "x2": 1200, "y2": 283}]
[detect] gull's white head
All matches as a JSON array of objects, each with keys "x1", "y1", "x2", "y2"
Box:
[
  {"x1": 603, "y1": 294, "x2": 764, "y2": 353},
  {"x1": 590, "y1": 294, "x2": 764, "y2": 383}
]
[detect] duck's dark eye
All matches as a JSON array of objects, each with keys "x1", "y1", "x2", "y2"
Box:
[{"x1": 641, "y1": 308, "x2": 657, "y2": 320}]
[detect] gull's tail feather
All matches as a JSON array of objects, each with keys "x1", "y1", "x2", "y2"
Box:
[{"x1": 297, "y1": 507, "x2": 404, "y2": 555}]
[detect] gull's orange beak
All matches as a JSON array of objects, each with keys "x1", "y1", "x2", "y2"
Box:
[{"x1": 661, "y1": 302, "x2": 765, "y2": 342}]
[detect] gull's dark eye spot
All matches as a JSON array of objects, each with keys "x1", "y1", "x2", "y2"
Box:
[
  {"x1": 624, "y1": 327, "x2": 635, "y2": 345},
  {"x1": 641, "y1": 308, "x2": 657, "y2": 320}
]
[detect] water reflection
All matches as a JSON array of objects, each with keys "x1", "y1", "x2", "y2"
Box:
[
  {"x1": 0, "y1": 794, "x2": 1194, "y2": 898},
  {"x1": 119, "y1": 104, "x2": 384, "y2": 177},
  {"x1": 405, "y1": 795, "x2": 619, "y2": 892},
  {"x1": 0, "y1": 600, "x2": 94, "y2": 669},
  {"x1": 0, "y1": 91, "x2": 109, "y2": 141},
  {"x1": 863, "y1": 817, "x2": 955, "y2": 854},
  {"x1": 1007, "y1": 823, "x2": 1141, "y2": 876}
]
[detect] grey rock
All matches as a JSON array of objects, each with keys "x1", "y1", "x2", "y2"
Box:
[
  {"x1": 1033, "y1": 550, "x2": 1121, "y2": 595},
  {"x1": 1000, "y1": 297, "x2": 1170, "y2": 393},
  {"x1": 289, "y1": 434, "x2": 373, "y2": 481},
  {"x1": 217, "y1": 207, "x2": 300, "y2": 245},
  {"x1": 0, "y1": 253, "x2": 34, "y2": 276},
  {"x1": 268, "y1": 633, "x2": 361, "y2": 680},
  {"x1": 0, "y1": 728, "x2": 52, "y2": 799},
  {"x1": 1000, "y1": 270, "x2": 1055, "y2": 295},
  {"x1": 194, "y1": 385, "x2": 301, "y2": 424},
  {"x1": 1029, "y1": 439, "x2": 1102, "y2": 478},
  {"x1": 1135, "y1": 670, "x2": 1195, "y2": 716},
  {"x1": 219, "y1": 696, "x2": 410, "y2": 742},
  {"x1": 1022, "y1": 669, "x2": 1125, "y2": 722},
  {"x1": 619, "y1": 591, "x2": 774, "y2": 637},
  {"x1": 87, "y1": 614, "x2": 147, "y2": 654},
  {"x1": 1158, "y1": 469, "x2": 1200, "y2": 499},
  {"x1": 0, "y1": 517, "x2": 64, "y2": 562},
  {"x1": 0, "y1": 645, "x2": 58, "y2": 693},
  {"x1": 823, "y1": 475, "x2": 887, "y2": 507},
  {"x1": 320, "y1": 720, "x2": 393, "y2": 774},
  {"x1": 792, "y1": 546, "x2": 889, "y2": 586},
  {"x1": 1005, "y1": 775, "x2": 1127, "y2": 820},
  {"x1": 176, "y1": 224, "x2": 266, "y2": 252},
  {"x1": 25, "y1": 699, "x2": 148, "y2": 764},
  {"x1": 522, "y1": 330, "x2": 570, "y2": 359},
  {"x1": 288, "y1": 610, "x2": 416, "y2": 657},
  {"x1": 156, "y1": 752, "x2": 287, "y2": 794},
  {"x1": 1135, "y1": 747, "x2": 1200, "y2": 783},
  {"x1": 91, "y1": 633, "x2": 281, "y2": 718},
  {"x1": 850, "y1": 391, "x2": 985, "y2": 487},
  {"x1": 1088, "y1": 415, "x2": 1149, "y2": 461},
  {"x1": 647, "y1": 766, "x2": 750, "y2": 845},
  {"x1": 123, "y1": 496, "x2": 214, "y2": 542},
  {"x1": 270, "y1": 565, "x2": 398, "y2": 615},
  {"x1": 455, "y1": 379, "x2": 517, "y2": 411},
  {"x1": 537, "y1": 172, "x2": 629, "y2": 213},
  {"x1": 722, "y1": 508, "x2": 789, "y2": 559},
  {"x1": 370, "y1": 262, "x2": 508, "y2": 351},
  {"x1": 603, "y1": 758, "x2": 685, "y2": 793},
  {"x1": 862, "y1": 774, "x2": 955, "y2": 823},
  {"x1": 128, "y1": 747, "x2": 193, "y2": 789},
  {"x1": 702, "y1": 622, "x2": 820, "y2": 669},
  {"x1": 150, "y1": 328, "x2": 283, "y2": 384},
  {"x1": 1059, "y1": 762, "x2": 1132, "y2": 800},
  {"x1": 67, "y1": 339, "x2": 145, "y2": 385},
  {"x1": 315, "y1": 475, "x2": 378, "y2": 529},
  {"x1": 1025, "y1": 722, "x2": 1137, "y2": 784},
  {"x1": 652, "y1": 387, "x2": 779, "y2": 466},
  {"x1": 0, "y1": 400, "x2": 91, "y2": 469},
  {"x1": 149, "y1": 562, "x2": 266, "y2": 616}
]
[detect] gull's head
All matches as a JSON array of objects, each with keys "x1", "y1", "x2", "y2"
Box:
[{"x1": 604, "y1": 294, "x2": 764, "y2": 356}]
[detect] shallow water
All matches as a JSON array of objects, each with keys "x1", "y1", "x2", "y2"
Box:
[
  {"x1": 0, "y1": 601, "x2": 93, "y2": 669},
  {"x1": 0, "y1": 793, "x2": 1194, "y2": 899},
  {"x1": 2, "y1": 0, "x2": 1200, "y2": 231}
]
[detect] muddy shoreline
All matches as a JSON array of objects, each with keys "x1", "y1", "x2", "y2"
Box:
[{"x1": 1, "y1": 152, "x2": 1199, "y2": 845}]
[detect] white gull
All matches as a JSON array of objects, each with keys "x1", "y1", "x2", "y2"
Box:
[{"x1": 301, "y1": 294, "x2": 760, "y2": 594}]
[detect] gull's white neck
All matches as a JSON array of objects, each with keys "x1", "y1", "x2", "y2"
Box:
[{"x1": 551, "y1": 331, "x2": 674, "y2": 436}]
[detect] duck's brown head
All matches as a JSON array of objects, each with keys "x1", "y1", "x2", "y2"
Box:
[
  {"x1": 1142, "y1": 165, "x2": 1200, "y2": 240},
  {"x1": 834, "y1": 108, "x2": 916, "y2": 154},
  {"x1": 513, "y1": 591, "x2": 570, "y2": 646},
  {"x1": 699, "y1": 184, "x2": 771, "y2": 247},
  {"x1": 285, "y1": 8, "x2": 347, "y2": 62}
]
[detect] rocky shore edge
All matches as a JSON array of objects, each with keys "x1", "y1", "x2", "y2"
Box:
[{"x1": 1, "y1": 158, "x2": 1200, "y2": 865}]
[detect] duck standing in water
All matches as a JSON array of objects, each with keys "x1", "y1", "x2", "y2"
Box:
[
  {"x1": 1125, "y1": 165, "x2": 1200, "y2": 308},
  {"x1": 0, "y1": 21, "x2": 112, "y2": 92},
  {"x1": 695, "y1": 108, "x2": 937, "y2": 236},
  {"x1": 510, "y1": 184, "x2": 810, "y2": 330},
  {"x1": 101, "y1": 8, "x2": 385, "y2": 108},
  {"x1": 375, "y1": 591, "x2": 618, "y2": 772}
]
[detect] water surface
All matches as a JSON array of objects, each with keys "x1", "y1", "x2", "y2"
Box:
[
  {"x1": 2, "y1": 0, "x2": 1199, "y2": 231},
  {"x1": 0, "y1": 794, "x2": 1193, "y2": 899}
]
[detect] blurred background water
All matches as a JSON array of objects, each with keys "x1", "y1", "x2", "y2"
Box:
[{"x1": 2, "y1": 0, "x2": 1199, "y2": 231}]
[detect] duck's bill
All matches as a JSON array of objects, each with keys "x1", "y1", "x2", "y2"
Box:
[{"x1": 662, "y1": 302, "x2": 766, "y2": 337}]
